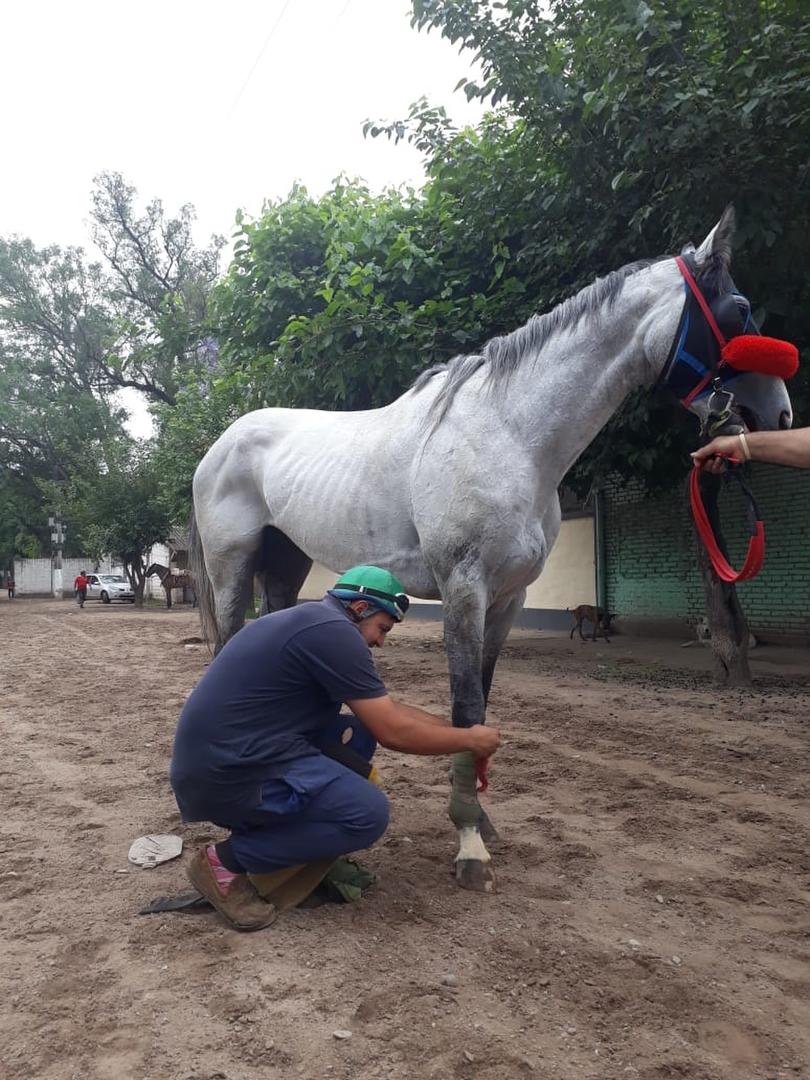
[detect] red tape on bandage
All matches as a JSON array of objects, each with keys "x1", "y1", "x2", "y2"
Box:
[{"x1": 475, "y1": 757, "x2": 489, "y2": 793}]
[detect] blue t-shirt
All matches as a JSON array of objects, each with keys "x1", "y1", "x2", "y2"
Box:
[{"x1": 170, "y1": 596, "x2": 387, "y2": 821}]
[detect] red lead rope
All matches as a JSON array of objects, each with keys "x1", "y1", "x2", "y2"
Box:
[
  {"x1": 475, "y1": 756, "x2": 489, "y2": 793},
  {"x1": 676, "y1": 255, "x2": 767, "y2": 582},
  {"x1": 689, "y1": 466, "x2": 765, "y2": 582}
]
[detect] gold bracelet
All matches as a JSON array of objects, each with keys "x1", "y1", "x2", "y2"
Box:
[{"x1": 738, "y1": 431, "x2": 751, "y2": 461}]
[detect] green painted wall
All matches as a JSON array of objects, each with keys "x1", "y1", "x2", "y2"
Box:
[{"x1": 603, "y1": 465, "x2": 810, "y2": 640}]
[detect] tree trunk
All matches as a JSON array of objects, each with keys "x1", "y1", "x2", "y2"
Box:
[
  {"x1": 127, "y1": 559, "x2": 147, "y2": 608},
  {"x1": 690, "y1": 473, "x2": 752, "y2": 687}
]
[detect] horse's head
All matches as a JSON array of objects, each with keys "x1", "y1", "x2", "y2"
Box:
[
  {"x1": 660, "y1": 207, "x2": 794, "y2": 436},
  {"x1": 145, "y1": 563, "x2": 158, "y2": 577}
]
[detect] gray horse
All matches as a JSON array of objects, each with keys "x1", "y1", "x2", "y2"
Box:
[{"x1": 190, "y1": 210, "x2": 792, "y2": 891}]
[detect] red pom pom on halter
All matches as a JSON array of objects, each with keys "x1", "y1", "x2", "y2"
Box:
[{"x1": 721, "y1": 335, "x2": 799, "y2": 379}]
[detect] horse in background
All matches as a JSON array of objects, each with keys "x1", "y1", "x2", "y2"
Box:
[{"x1": 145, "y1": 563, "x2": 196, "y2": 609}]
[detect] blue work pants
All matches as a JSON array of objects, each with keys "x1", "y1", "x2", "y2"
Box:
[{"x1": 225, "y1": 754, "x2": 389, "y2": 873}]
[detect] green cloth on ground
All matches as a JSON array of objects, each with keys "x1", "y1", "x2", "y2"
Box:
[{"x1": 320, "y1": 857, "x2": 377, "y2": 903}]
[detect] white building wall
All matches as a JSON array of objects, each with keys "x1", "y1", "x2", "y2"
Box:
[
  {"x1": 13, "y1": 556, "x2": 117, "y2": 595},
  {"x1": 13, "y1": 558, "x2": 52, "y2": 594},
  {"x1": 299, "y1": 562, "x2": 340, "y2": 600},
  {"x1": 525, "y1": 516, "x2": 596, "y2": 609}
]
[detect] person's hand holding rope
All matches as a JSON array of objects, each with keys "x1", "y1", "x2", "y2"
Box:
[
  {"x1": 691, "y1": 433, "x2": 748, "y2": 473},
  {"x1": 692, "y1": 428, "x2": 810, "y2": 473}
]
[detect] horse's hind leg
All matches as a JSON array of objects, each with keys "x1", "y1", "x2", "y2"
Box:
[
  {"x1": 192, "y1": 491, "x2": 268, "y2": 649},
  {"x1": 203, "y1": 530, "x2": 264, "y2": 650},
  {"x1": 209, "y1": 555, "x2": 257, "y2": 649},
  {"x1": 257, "y1": 527, "x2": 313, "y2": 615}
]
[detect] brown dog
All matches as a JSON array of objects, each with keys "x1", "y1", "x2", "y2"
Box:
[{"x1": 569, "y1": 605, "x2": 615, "y2": 643}]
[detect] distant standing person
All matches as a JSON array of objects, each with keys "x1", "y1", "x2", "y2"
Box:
[
  {"x1": 73, "y1": 570, "x2": 90, "y2": 608},
  {"x1": 5, "y1": 573, "x2": 14, "y2": 599}
]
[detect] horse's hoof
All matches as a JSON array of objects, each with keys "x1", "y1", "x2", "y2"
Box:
[
  {"x1": 455, "y1": 859, "x2": 496, "y2": 893},
  {"x1": 479, "y1": 810, "x2": 500, "y2": 845}
]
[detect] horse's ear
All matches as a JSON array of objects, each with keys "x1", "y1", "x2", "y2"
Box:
[{"x1": 693, "y1": 205, "x2": 735, "y2": 270}]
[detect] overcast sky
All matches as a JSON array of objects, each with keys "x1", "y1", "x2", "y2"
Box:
[
  {"x1": 2, "y1": 1, "x2": 485, "y2": 436},
  {"x1": 1, "y1": 0, "x2": 484, "y2": 250}
]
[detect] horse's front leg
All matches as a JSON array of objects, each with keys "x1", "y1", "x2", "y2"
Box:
[
  {"x1": 476, "y1": 590, "x2": 526, "y2": 846},
  {"x1": 442, "y1": 578, "x2": 494, "y2": 893}
]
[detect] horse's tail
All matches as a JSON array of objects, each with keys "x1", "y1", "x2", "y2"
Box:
[{"x1": 189, "y1": 508, "x2": 218, "y2": 650}]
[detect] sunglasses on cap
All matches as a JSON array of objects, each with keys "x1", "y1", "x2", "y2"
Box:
[{"x1": 339, "y1": 584, "x2": 410, "y2": 621}]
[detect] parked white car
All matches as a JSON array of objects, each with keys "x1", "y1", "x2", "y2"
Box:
[{"x1": 85, "y1": 573, "x2": 135, "y2": 603}]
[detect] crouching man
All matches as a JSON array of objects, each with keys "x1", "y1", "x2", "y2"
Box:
[{"x1": 170, "y1": 566, "x2": 500, "y2": 931}]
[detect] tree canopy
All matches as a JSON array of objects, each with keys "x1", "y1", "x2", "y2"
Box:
[{"x1": 0, "y1": 174, "x2": 221, "y2": 566}]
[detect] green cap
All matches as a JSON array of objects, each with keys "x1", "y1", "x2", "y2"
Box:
[{"x1": 331, "y1": 565, "x2": 409, "y2": 621}]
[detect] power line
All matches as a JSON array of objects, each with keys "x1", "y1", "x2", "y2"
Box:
[{"x1": 227, "y1": 0, "x2": 293, "y2": 118}]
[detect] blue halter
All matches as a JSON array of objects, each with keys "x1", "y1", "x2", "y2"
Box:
[{"x1": 659, "y1": 253, "x2": 757, "y2": 405}]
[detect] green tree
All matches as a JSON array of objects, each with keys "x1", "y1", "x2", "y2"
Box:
[
  {"x1": 65, "y1": 446, "x2": 174, "y2": 606},
  {"x1": 211, "y1": 181, "x2": 461, "y2": 413},
  {"x1": 0, "y1": 470, "x2": 44, "y2": 570},
  {"x1": 0, "y1": 173, "x2": 223, "y2": 411},
  {"x1": 0, "y1": 174, "x2": 222, "y2": 559},
  {"x1": 0, "y1": 337, "x2": 128, "y2": 562},
  {"x1": 89, "y1": 171, "x2": 224, "y2": 405},
  {"x1": 151, "y1": 363, "x2": 243, "y2": 526}
]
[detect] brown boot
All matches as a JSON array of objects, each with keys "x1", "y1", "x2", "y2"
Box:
[{"x1": 187, "y1": 847, "x2": 277, "y2": 932}]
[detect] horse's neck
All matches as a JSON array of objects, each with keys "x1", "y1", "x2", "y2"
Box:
[{"x1": 498, "y1": 262, "x2": 679, "y2": 477}]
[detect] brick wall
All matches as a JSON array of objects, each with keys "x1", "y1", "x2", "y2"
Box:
[{"x1": 603, "y1": 465, "x2": 810, "y2": 641}]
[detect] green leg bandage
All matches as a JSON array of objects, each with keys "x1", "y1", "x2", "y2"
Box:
[{"x1": 449, "y1": 751, "x2": 482, "y2": 830}]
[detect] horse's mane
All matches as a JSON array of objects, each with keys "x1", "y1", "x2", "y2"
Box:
[{"x1": 411, "y1": 256, "x2": 669, "y2": 425}]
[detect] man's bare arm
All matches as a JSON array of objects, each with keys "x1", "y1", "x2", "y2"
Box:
[
  {"x1": 393, "y1": 701, "x2": 450, "y2": 727},
  {"x1": 346, "y1": 695, "x2": 498, "y2": 757}
]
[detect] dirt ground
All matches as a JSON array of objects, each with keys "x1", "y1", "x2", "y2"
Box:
[{"x1": 1, "y1": 597, "x2": 809, "y2": 1080}]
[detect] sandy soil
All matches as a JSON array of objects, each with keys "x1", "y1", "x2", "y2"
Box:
[{"x1": 1, "y1": 597, "x2": 808, "y2": 1080}]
